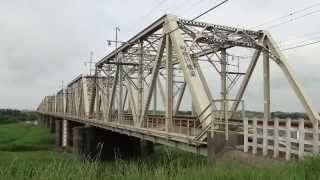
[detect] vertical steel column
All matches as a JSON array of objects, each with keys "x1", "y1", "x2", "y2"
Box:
[
  {"x1": 63, "y1": 87, "x2": 66, "y2": 114},
  {"x1": 118, "y1": 56, "x2": 123, "y2": 123},
  {"x1": 107, "y1": 67, "x2": 119, "y2": 121},
  {"x1": 263, "y1": 47, "x2": 270, "y2": 156},
  {"x1": 46, "y1": 97, "x2": 49, "y2": 113},
  {"x1": 165, "y1": 35, "x2": 173, "y2": 132},
  {"x1": 54, "y1": 95, "x2": 57, "y2": 114},
  {"x1": 82, "y1": 76, "x2": 89, "y2": 117},
  {"x1": 192, "y1": 100, "x2": 196, "y2": 116},
  {"x1": 115, "y1": 27, "x2": 122, "y2": 123},
  {"x1": 91, "y1": 69, "x2": 99, "y2": 118},
  {"x1": 138, "y1": 40, "x2": 144, "y2": 126},
  {"x1": 96, "y1": 71, "x2": 100, "y2": 117},
  {"x1": 220, "y1": 49, "x2": 228, "y2": 140},
  {"x1": 153, "y1": 81, "x2": 157, "y2": 115},
  {"x1": 106, "y1": 65, "x2": 111, "y2": 119}
]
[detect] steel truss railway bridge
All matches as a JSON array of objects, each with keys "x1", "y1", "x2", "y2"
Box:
[{"x1": 37, "y1": 14, "x2": 320, "y2": 162}]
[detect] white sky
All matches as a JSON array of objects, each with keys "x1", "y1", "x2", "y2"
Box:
[{"x1": 0, "y1": 0, "x2": 320, "y2": 112}]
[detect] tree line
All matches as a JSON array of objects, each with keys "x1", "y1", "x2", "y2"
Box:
[{"x1": 0, "y1": 109, "x2": 37, "y2": 123}]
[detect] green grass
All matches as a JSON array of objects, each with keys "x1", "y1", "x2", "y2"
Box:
[{"x1": 0, "y1": 120, "x2": 320, "y2": 180}]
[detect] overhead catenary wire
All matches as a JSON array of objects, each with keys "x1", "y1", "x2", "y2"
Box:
[
  {"x1": 281, "y1": 39, "x2": 320, "y2": 51},
  {"x1": 164, "y1": 0, "x2": 231, "y2": 38},
  {"x1": 278, "y1": 31, "x2": 320, "y2": 45},
  {"x1": 279, "y1": 36, "x2": 320, "y2": 48},
  {"x1": 128, "y1": 0, "x2": 169, "y2": 32},
  {"x1": 251, "y1": 2, "x2": 320, "y2": 29},
  {"x1": 175, "y1": 0, "x2": 209, "y2": 17},
  {"x1": 241, "y1": 38, "x2": 320, "y2": 58},
  {"x1": 191, "y1": 0, "x2": 229, "y2": 21},
  {"x1": 135, "y1": 0, "x2": 231, "y2": 46},
  {"x1": 138, "y1": 0, "x2": 169, "y2": 21},
  {"x1": 106, "y1": 0, "x2": 232, "y2": 69},
  {"x1": 266, "y1": 9, "x2": 320, "y2": 29},
  {"x1": 107, "y1": 0, "x2": 230, "y2": 61}
]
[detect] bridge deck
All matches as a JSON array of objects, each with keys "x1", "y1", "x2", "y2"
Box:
[{"x1": 38, "y1": 111, "x2": 208, "y2": 156}]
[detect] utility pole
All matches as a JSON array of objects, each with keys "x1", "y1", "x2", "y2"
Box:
[
  {"x1": 107, "y1": 27, "x2": 122, "y2": 123},
  {"x1": 59, "y1": 80, "x2": 65, "y2": 90},
  {"x1": 84, "y1": 51, "x2": 95, "y2": 76},
  {"x1": 116, "y1": 27, "x2": 122, "y2": 124}
]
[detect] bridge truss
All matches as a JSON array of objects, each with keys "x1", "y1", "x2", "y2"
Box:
[{"x1": 37, "y1": 14, "x2": 320, "y2": 157}]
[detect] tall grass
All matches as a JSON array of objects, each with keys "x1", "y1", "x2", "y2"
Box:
[
  {"x1": 1, "y1": 152, "x2": 320, "y2": 180},
  {"x1": 0, "y1": 121, "x2": 320, "y2": 180}
]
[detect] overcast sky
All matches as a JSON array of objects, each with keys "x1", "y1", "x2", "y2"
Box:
[{"x1": 0, "y1": 0, "x2": 320, "y2": 112}]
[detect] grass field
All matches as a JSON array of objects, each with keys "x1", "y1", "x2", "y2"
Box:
[{"x1": 0, "y1": 120, "x2": 320, "y2": 180}]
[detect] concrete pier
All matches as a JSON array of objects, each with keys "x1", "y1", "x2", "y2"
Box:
[
  {"x1": 72, "y1": 126, "x2": 154, "y2": 161},
  {"x1": 49, "y1": 117, "x2": 55, "y2": 134},
  {"x1": 65, "y1": 120, "x2": 83, "y2": 149},
  {"x1": 55, "y1": 120, "x2": 62, "y2": 147},
  {"x1": 73, "y1": 126, "x2": 87, "y2": 160},
  {"x1": 207, "y1": 131, "x2": 226, "y2": 164},
  {"x1": 45, "y1": 116, "x2": 50, "y2": 129},
  {"x1": 207, "y1": 131, "x2": 243, "y2": 164},
  {"x1": 140, "y1": 140, "x2": 154, "y2": 157}
]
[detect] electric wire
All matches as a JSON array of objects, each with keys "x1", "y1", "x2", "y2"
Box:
[
  {"x1": 138, "y1": 0, "x2": 169, "y2": 21},
  {"x1": 128, "y1": 0, "x2": 169, "y2": 31},
  {"x1": 191, "y1": 0, "x2": 229, "y2": 21},
  {"x1": 137, "y1": 0, "x2": 231, "y2": 46},
  {"x1": 266, "y1": 9, "x2": 320, "y2": 29},
  {"x1": 240, "y1": 37, "x2": 320, "y2": 58},
  {"x1": 252, "y1": 2, "x2": 320, "y2": 29},
  {"x1": 105, "y1": 0, "x2": 230, "y2": 63},
  {"x1": 279, "y1": 36, "x2": 320, "y2": 48},
  {"x1": 175, "y1": 0, "x2": 209, "y2": 17},
  {"x1": 278, "y1": 31, "x2": 320, "y2": 45},
  {"x1": 281, "y1": 39, "x2": 320, "y2": 51}
]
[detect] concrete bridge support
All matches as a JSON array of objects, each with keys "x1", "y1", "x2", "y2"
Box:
[
  {"x1": 65, "y1": 120, "x2": 83, "y2": 149},
  {"x1": 207, "y1": 131, "x2": 243, "y2": 164},
  {"x1": 140, "y1": 140, "x2": 154, "y2": 157},
  {"x1": 38, "y1": 115, "x2": 45, "y2": 127},
  {"x1": 45, "y1": 116, "x2": 50, "y2": 129},
  {"x1": 49, "y1": 117, "x2": 55, "y2": 134},
  {"x1": 73, "y1": 126, "x2": 97, "y2": 160},
  {"x1": 73, "y1": 126, "x2": 154, "y2": 161},
  {"x1": 73, "y1": 126, "x2": 87, "y2": 160},
  {"x1": 55, "y1": 119, "x2": 63, "y2": 147}
]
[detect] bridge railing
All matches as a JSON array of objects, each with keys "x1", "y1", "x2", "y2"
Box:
[
  {"x1": 39, "y1": 110, "x2": 207, "y2": 138},
  {"x1": 243, "y1": 117, "x2": 319, "y2": 160},
  {"x1": 141, "y1": 116, "x2": 201, "y2": 136}
]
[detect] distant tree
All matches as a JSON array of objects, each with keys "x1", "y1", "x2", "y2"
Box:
[
  {"x1": 0, "y1": 109, "x2": 37, "y2": 123},
  {"x1": 271, "y1": 111, "x2": 308, "y2": 120}
]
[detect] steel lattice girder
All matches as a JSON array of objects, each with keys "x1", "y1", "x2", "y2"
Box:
[{"x1": 91, "y1": 14, "x2": 320, "y2": 130}]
